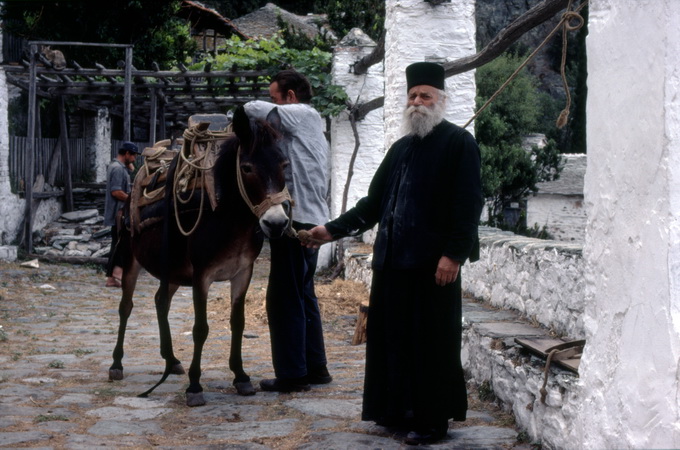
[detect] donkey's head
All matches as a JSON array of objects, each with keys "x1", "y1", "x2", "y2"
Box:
[{"x1": 231, "y1": 105, "x2": 292, "y2": 238}]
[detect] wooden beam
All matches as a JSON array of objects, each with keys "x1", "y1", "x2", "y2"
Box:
[
  {"x1": 123, "y1": 47, "x2": 132, "y2": 141},
  {"x1": 149, "y1": 88, "x2": 158, "y2": 146},
  {"x1": 24, "y1": 44, "x2": 38, "y2": 253},
  {"x1": 58, "y1": 96, "x2": 74, "y2": 212}
]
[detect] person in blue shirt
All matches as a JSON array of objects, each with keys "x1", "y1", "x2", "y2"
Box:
[{"x1": 104, "y1": 141, "x2": 139, "y2": 288}]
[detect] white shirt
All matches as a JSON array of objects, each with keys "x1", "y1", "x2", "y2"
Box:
[{"x1": 244, "y1": 100, "x2": 330, "y2": 225}]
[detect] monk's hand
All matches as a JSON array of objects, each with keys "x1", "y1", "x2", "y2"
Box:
[
  {"x1": 299, "y1": 226, "x2": 333, "y2": 248},
  {"x1": 435, "y1": 256, "x2": 460, "y2": 286}
]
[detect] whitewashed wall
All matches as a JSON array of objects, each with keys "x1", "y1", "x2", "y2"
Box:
[
  {"x1": 0, "y1": 32, "x2": 24, "y2": 256},
  {"x1": 578, "y1": 1, "x2": 680, "y2": 448},
  {"x1": 329, "y1": 28, "x2": 385, "y2": 257},
  {"x1": 84, "y1": 108, "x2": 112, "y2": 183},
  {"x1": 330, "y1": 29, "x2": 385, "y2": 219},
  {"x1": 384, "y1": 0, "x2": 477, "y2": 148}
]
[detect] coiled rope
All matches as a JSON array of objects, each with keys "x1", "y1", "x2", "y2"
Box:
[
  {"x1": 463, "y1": 0, "x2": 587, "y2": 130},
  {"x1": 172, "y1": 126, "x2": 231, "y2": 236},
  {"x1": 171, "y1": 124, "x2": 295, "y2": 238}
]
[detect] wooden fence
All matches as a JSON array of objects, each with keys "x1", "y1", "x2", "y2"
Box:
[
  {"x1": 9, "y1": 136, "x2": 90, "y2": 192},
  {"x1": 8, "y1": 136, "x2": 149, "y2": 193}
]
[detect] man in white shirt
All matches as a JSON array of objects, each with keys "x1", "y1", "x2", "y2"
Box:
[{"x1": 244, "y1": 70, "x2": 332, "y2": 392}]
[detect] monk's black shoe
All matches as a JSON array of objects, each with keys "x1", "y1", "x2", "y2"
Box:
[
  {"x1": 259, "y1": 377, "x2": 310, "y2": 393},
  {"x1": 404, "y1": 427, "x2": 448, "y2": 445},
  {"x1": 305, "y1": 365, "x2": 333, "y2": 384}
]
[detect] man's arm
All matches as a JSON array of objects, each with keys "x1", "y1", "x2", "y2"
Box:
[{"x1": 111, "y1": 190, "x2": 128, "y2": 202}]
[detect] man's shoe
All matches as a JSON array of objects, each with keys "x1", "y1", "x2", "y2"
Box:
[
  {"x1": 404, "y1": 428, "x2": 448, "y2": 445},
  {"x1": 306, "y1": 366, "x2": 333, "y2": 384},
  {"x1": 259, "y1": 378, "x2": 310, "y2": 393}
]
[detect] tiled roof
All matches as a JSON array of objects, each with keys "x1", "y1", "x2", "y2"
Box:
[
  {"x1": 232, "y1": 3, "x2": 335, "y2": 41},
  {"x1": 536, "y1": 153, "x2": 586, "y2": 196},
  {"x1": 179, "y1": 0, "x2": 250, "y2": 39}
]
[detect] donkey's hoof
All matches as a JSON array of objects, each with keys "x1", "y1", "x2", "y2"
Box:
[
  {"x1": 234, "y1": 381, "x2": 256, "y2": 396},
  {"x1": 171, "y1": 363, "x2": 185, "y2": 375},
  {"x1": 186, "y1": 392, "x2": 206, "y2": 407},
  {"x1": 108, "y1": 369, "x2": 124, "y2": 381}
]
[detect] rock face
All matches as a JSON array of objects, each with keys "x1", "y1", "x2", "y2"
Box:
[{"x1": 475, "y1": 0, "x2": 579, "y2": 98}]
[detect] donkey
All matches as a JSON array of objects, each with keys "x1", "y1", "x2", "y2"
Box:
[{"x1": 108, "y1": 105, "x2": 292, "y2": 406}]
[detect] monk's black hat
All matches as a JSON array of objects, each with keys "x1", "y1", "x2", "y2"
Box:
[{"x1": 406, "y1": 62, "x2": 445, "y2": 91}]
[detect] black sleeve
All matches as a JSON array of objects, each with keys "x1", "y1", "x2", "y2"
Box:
[
  {"x1": 325, "y1": 145, "x2": 397, "y2": 239},
  {"x1": 442, "y1": 131, "x2": 484, "y2": 263}
]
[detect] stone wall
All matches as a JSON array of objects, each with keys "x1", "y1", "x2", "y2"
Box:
[
  {"x1": 463, "y1": 227, "x2": 586, "y2": 339},
  {"x1": 345, "y1": 227, "x2": 587, "y2": 341}
]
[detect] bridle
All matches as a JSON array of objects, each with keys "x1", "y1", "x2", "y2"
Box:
[
  {"x1": 235, "y1": 146, "x2": 297, "y2": 238},
  {"x1": 235, "y1": 147, "x2": 292, "y2": 218}
]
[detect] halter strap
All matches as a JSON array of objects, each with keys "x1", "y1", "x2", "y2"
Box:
[{"x1": 236, "y1": 147, "x2": 293, "y2": 219}]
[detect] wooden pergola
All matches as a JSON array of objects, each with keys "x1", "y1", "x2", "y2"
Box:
[{"x1": 3, "y1": 40, "x2": 271, "y2": 253}]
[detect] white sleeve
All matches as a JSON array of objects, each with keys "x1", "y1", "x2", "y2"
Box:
[{"x1": 243, "y1": 100, "x2": 276, "y2": 121}]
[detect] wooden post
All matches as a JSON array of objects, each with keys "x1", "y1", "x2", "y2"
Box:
[
  {"x1": 46, "y1": 139, "x2": 61, "y2": 185},
  {"x1": 24, "y1": 43, "x2": 38, "y2": 253},
  {"x1": 123, "y1": 46, "x2": 132, "y2": 141},
  {"x1": 159, "y1": 99, "x2": 166, "y2": 141},
  {"x1": 149, "y1": 88, "x2": 157, "y2": 146},
  {"x1": 352, "y1": 301, "x2": 369, "y2": 345},
  {"x1": 58, "y1": 96, "x2": 74, "y2": 212}
]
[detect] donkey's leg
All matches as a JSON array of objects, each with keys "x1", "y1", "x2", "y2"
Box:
[
  {"x1": 230, "y1": 265, "x2": 256, "y2": 396},
  {"x1": 186, "y1": 279, "x2": 211, "y2": 407},
  {"x1": 109, "y1": 257, "x2": 141, "y2": 381},
  {"x1": 138, "y1": 280, "x2": 184, "y2": 398},
  {"x1": 155, "y1": 283, "x2": 184, "y2": 375}
]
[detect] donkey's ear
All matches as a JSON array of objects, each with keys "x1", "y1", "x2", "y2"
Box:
[
  {"x1": 265, "y1": 107, "x2": 282, "y2": 133},
  {"x1": 232, "y1": 105, "x2": 253, "y2": 145}
]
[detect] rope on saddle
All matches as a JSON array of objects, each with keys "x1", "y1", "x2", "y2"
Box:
[
  {"x1": 141, "y1": 145, "x2": 175, "y2": 203},
  {"x1": 172, "y1": 126, "x2": 232, "y2": 236}
]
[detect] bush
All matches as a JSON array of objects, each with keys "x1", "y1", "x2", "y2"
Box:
[{"x1": 475, "y1": 53, "x2": 563, "y2": 229}]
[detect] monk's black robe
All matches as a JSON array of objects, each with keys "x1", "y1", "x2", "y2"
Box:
[{"x1": 326, "y1": 119, "x2": 483, "y2": 428}]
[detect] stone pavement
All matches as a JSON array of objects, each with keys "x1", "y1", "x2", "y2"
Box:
[{"x1": 0, "y1": 250, "x2": 529, "y2": 449}]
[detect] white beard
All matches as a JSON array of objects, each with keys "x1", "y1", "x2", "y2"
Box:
[{"x1": 401, "y1": 100, "x2": 446, "y2": 138}]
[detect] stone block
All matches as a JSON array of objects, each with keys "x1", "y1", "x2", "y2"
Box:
[{"x1": 0, "y1": 245, "x2": 17, "y2": 262}]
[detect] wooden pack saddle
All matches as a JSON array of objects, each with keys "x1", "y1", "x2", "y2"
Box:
[{"x1": 128, "y1": 121, "x2": 231, "y2": 235}]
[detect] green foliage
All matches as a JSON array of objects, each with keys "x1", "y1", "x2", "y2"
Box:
[
  {"x1": 476, "y1": 54, "x2": 543, "y2": 147},
  {"x1": 189, "y1": 34, "x2": 348, "y2": 118},
  {"x1": 276, "y1": 15, "x2": 334, "y2": 53},
  {"x1": 0, "y1": 0, "x2": 197, "y2": 69},
  {"x1": 476, "y1": 53, "x2": 563, "y2": 230},
  {"x1": 323, "y1": 0, "x2": 385, "y2": 42}
]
